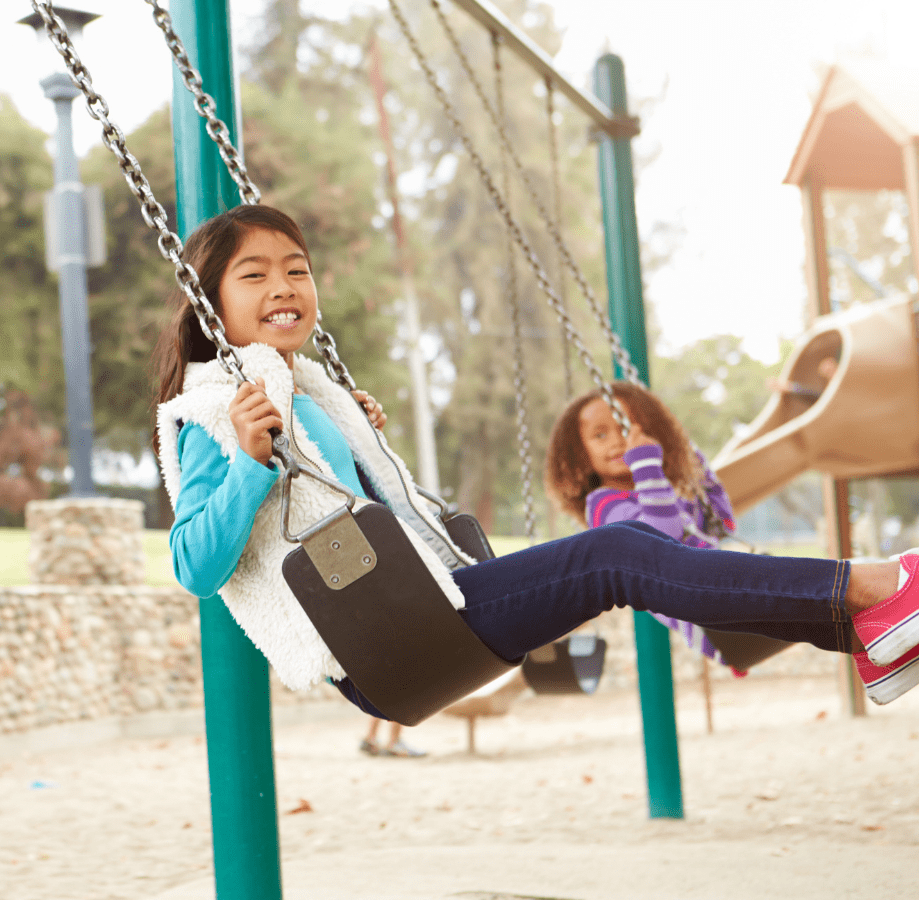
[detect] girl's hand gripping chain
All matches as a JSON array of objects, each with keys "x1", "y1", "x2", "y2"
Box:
[
  {"x1": 352, "y1": 390, "x2": 387, "y2": 430},
  {"x1": 229, "y1": 377, "x2": 284, "y2": 466},
  {"x1": 624, "y1": 420, "x2": 660, "y2": 453}
]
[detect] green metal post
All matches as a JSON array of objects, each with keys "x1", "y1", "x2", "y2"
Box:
[
  {"x1": 170, "y1": 1, "x2": 284, "y2": 896},
  {"x1": 593, "y1": 53, "x2": 684, "y2": 819}
]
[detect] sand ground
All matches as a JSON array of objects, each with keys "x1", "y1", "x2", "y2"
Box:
[{"x1": 2, "y1": 673, "x2": 918, "y2": 900}]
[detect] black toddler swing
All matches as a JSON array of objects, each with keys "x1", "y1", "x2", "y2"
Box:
[{"x1": 32, "y1": 0, "x2": 787, "y2": 731}]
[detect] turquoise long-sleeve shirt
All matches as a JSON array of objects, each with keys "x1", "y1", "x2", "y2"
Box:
[{"x1": 169, "y1": 393, "x2": 368, "y2": 599}]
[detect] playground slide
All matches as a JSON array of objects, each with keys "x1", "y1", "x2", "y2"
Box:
[{"x1": 712, "y1": 296, "x2": 919, "y2": 515}]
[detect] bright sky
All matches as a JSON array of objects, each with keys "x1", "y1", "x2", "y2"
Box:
[{"x1": 3, "y1": 0, "x2": 919, "y2": 363}]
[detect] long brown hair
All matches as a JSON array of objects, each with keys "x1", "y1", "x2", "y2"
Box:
[
  {"x1": 544, "y1": 383, "x2": 705, "y2": 524},
  {"x1": 151, "y1": 205, "x2": 311, "y2": 455}
]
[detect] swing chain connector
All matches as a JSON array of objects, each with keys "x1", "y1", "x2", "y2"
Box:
[
  {"x1": 414, "y1": 485, "x2": 449, "y2": 519},
  {"x1": 280, "y1": 463, "x2": 377, "y2": 590},
  {"x1": 280, "y1": 462, "x2": 359, "y2": 544},
  {"x1": 270, "y1": 431, "x2": 299, "y2": 477}
]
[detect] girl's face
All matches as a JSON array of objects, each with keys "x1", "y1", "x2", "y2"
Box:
[
  {"x1": 578, "y1": 397, "x2": 632, "y2": 489},
  {"x1": 217, "y1": 227, "x2": 318, "y2": 369}
]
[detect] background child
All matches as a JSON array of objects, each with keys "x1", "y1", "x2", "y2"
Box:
[{"x1": 545, "y1": 384, "x2": 743, "y2": 671}]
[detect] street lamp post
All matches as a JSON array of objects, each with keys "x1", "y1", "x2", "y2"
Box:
[{"x1": 19, "y1": 6, "x2": 101, "y2": 498}]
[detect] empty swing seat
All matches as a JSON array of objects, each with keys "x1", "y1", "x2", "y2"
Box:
[{"x1": 521, "y1": 633, "x2": 607, "y2": 694}]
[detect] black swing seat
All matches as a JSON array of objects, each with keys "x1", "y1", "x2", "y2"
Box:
[
  {"x1": 282, "y1": 502, "x2": 520, "y2": 727},
  {"x1": 521, "y1": 634, "x2": 607, "y2": 695},
  {"x1": 701, "y1": 628, "x2": 793, "y2": 673}
]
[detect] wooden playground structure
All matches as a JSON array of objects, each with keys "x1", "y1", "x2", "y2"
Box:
[{"x1": 714, "y1": 63, "x2": 919, "y2": 519}]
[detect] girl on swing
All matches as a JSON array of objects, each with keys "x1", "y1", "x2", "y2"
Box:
[
  {"x1": 155, "y1": 204, "x2": 919, "y2": 714},
  {"x1": 545, "y1": 383, "x2": 748, "y2": 675}
]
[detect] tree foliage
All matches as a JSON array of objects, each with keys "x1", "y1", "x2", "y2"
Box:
[
  {"x1": 0, "y1": 388, "x2": 62, "y2": 518},
  {"x1": 3, "y1": 1, "x2": 804, "y2": 536},
  {"x1": 0, "y1": 96, "x2": 61, "y2": 417}
]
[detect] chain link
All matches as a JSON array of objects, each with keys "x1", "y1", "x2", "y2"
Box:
[
  {"x1": 143, "y1": 0, "x2": 260, "y2": 206},
  {"x1": 546, "y1": 80, "x2": 574, "y2": 400},
  {"x1": 29, "y1": 0, "x2": 248, "y2": 386},
  {"x1": 426, "y1": 0, "x2": 641, "y2": 389},
  {"x1": 493, "y1": 36, "x2": 536, "y2": 541},
  {"x1": 387, "y1": 0, "x2": 630, "y2": 431},
  {"x1": 142, "y1": 0, "x2": 358, "y2": 392}
]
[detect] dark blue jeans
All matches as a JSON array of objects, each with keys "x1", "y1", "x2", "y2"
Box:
[{"x1": 335, "y1": 521, "x2": 851, "y2": 716}]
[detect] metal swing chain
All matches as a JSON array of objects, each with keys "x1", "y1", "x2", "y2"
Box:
[
  {"x1": 386, "y1": 0, "x2": 630, "y2": 432},
  {"x1": 140, "y1": 0, "x2": 357, "y2": 393},
  {"x1": 143, "y1": 0, "x2": 260, "y2": 207},
  {"x1": 545, "y1": 78, "x2": 573, "y2": 399},
  {"x1": 425, "y1": 0, "x2": 641, "y2": 388},
  {"x1": 493, "y1": 35, "x2": 536, "y2": 541},
  {"x1": 409, "y1": 1, "x2": 728, "y2": 543},
  {"x1": 28, "y1": 0, "x2": 250, "y2": 391}
]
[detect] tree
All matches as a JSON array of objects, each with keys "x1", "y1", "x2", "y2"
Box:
[
  {"x1": 0, "y1": 388, "x2": 62, "y2": 522},
  {"x1": 0, "y1": 96, "x2": 62, "y2": 421},
  {"x1": 651, "y1": 334, "x2": 781, "y2": 461}
]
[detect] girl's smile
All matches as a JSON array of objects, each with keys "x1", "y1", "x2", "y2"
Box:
[{"x1": 218, "y1": 227, "x2": 318, "y2": 369}]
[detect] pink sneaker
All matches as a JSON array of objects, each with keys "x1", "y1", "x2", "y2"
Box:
[
  {"x1": 854, "y1": 645, "x2": 919, "y2": 705},
  {"x1": 853, "y1": 550, "x2": 919, "y2": 666}
]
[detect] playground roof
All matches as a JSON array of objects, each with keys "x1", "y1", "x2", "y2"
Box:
[{"x1": 784, "y1": 63, "x2": 919, "y2": 190}]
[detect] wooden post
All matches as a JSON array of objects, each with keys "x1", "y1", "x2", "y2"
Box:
[{"x1": 800, "y1": 172, "x2": 866, "y2": 716}]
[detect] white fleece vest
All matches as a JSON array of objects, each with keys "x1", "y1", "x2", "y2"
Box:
[{"x1": 157, "y1": 343, "x2": 473, "y2": 690}]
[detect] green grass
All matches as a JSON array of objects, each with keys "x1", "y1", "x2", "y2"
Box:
[
  {"x1": 0, "y1": 526, "x2": 830, "y2": 588},
  {"x1": 0, "y1": 527, "x2": 179, "y2": 588},
  {"x1": 0, "y1": 529, "x2": 32, "y2": 586}
]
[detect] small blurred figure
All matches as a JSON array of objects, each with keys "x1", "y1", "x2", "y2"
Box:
[
  {"x1": 359, "y1": 716, "x2": 426, "y2": 758},
  {"x1": 769, "y1": 356, "x2": 838, "y2": 401}
]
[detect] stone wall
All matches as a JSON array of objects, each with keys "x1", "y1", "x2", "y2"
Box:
[
  {"x1": 26, "y1": 498, "x2": 146, "y2": 585},
  {"x1": 0, "y1": 584, "x2": 332, "y2": 736},
  {"x1": 1, "y1": 496, "x2": 839, "y2": 739},
  {"x1": 0, "y1": 583, "x2": 839, "y2": 737}
]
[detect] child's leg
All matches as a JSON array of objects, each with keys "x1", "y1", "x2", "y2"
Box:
[{"x1": 452, "y1": 520, "x2": 850, "y2": 662}]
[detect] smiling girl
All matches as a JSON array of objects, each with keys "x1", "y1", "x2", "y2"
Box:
[{"x1": 153, "y1": 205, "x2": 919, "y2": 711}]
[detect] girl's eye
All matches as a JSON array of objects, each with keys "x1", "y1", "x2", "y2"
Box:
[
  {"x1": 242, "y1": 272, "x2": 264, "y2": 279},
  {"x1": 289, "y1": 269, "x2": 310, "y2": 276}
]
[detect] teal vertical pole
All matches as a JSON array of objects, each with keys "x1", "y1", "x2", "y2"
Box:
[
  {"x1": 170, "y1": 2, "x2": 284, "y2": 896},
  {"x1": 593, "y1": 53, "x2": 684, "y2": 819}
]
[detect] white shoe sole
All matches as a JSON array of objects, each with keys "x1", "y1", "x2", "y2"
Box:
[
  {"x1": 866, "y1": 611, "x2": 919, "y2": 667},
  {"x1": 865, "y1": 653, "x2": 919, "y2": 705}
]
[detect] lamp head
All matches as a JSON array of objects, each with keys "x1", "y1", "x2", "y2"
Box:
[{"x1": 17, "y1": 5, "x2": 101, "y2": 80}]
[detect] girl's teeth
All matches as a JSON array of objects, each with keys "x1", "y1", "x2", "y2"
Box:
[{"x1": 267, "y1": 312, "x2": 298, "y2": 325}]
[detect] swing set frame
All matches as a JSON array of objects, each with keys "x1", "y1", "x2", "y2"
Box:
[{"x1": 29, "y1": 0, "x2": 693, "y2": 894}]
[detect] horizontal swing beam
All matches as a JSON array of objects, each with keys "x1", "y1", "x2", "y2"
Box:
[{"x1": 449, "y1": 0, "x2": 639, "y2": 139}]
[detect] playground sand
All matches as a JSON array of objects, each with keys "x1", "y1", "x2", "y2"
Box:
[{"x1": 2, "y1": 672, "x2": 918, "y2": 900}]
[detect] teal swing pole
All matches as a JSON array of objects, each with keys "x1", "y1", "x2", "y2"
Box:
[
  {"x1": 593, "y1": 53, "x2": 684, "y2": 819},
  {"x1": 170, "y1": 1, "x2": 284, "y2": 895}
]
